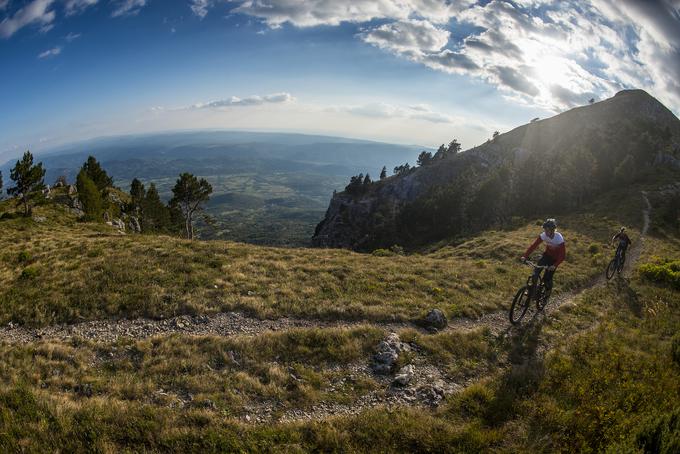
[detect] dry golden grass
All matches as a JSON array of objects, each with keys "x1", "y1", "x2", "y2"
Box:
[{"x1": 0, "y1": 191, "x2": 636, "y2": 327}]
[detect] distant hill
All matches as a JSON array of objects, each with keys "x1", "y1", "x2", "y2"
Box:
[
  {"x1": 1, "y1": 131, "x2": 421, "y2": 184},
  {"x1": 313, "y1": 90, "x2": 680, "y2": 250},
  {"x1": 1, "y1": 131, "x2": 422, "y2": 246}
]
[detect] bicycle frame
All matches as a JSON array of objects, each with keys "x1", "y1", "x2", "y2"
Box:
[
  {"x1": 522, "y1": 260, "x2": 547, "y2": 297},
  {"x1": 509, "y1": 260, "x2": 551, "y2": 325}
]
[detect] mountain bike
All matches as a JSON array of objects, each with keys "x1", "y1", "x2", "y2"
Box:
[
  {"x1": 509, "y1": 260, "x2": 552, "y2": 325},
  {"x1": 605, "y1": 246, "x2": 625, "y2": 280}
]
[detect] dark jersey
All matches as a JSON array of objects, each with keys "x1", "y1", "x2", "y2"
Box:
[{"x1": 612, "y1": 232, "x2": 631, "y2": 247}]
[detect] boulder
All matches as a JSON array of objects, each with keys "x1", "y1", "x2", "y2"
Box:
[
  {"x1": 128, "y1": 216, "x2": 141, "y2": 233},
  {"x1": 112, "y1": 218, "x2": 125, "y2": 231},
  {"x1": 424, "y1": 309, "x2": 447, "y2": 330},
  {"x1": 71, "y1": 197, "x2": 83, "y2": 210},
  {"x1": 67, "y1": 185, "x2": 77, "y2": 195},
  {"x1": 393, "y1": 365, "x2": 415, "y2": 386},
  {"x1": 372, "y1": 332, "x2": 410, "y2": 375}
]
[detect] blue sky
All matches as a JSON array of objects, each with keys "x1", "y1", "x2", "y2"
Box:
[{"x1": 1, "y1": 0, "x2": 679, "y2": 162}]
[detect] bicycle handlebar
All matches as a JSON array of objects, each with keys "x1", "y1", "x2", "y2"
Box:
[{"x1": 523, "y1": 260, "x2": 549, "y2": 269}]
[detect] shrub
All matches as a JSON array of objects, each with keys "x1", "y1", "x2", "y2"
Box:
[
  {"x1": 636, "y1": 408, "x2": 680, "y2": 454},
  {"x1": 639, "y1": 259, "x2": 680, "y2": 289},
  {"x1": 588, "y1": 244, "x2": 600, "y2": 254},
  {"x1": 17, "y1": 251, "x2": 31, "y2": 263},
  {"x1": 371, "y1": 248, "x2": 394, "y2": 257},
  {"x1": 672, "y1": 333, "x2": 680, "y2": 367},
  {"x1": 389, "y1": 245, "x2": 405, "y2": 255},
  {"x1": 20, "y1": 266, "x2": 39, "y2": 280}
]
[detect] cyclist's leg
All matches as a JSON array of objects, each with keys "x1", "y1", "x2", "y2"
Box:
[
  {"x1": 539, "y1": 255, "x2": 556, "y2": 291},
  {"x1": 530, "y1": 255, "x2": 547, "y2": 287}
]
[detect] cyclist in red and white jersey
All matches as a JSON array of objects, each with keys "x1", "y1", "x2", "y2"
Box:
[{"x1": 520, "y1": 218, "x2": 566, "y2": 291}]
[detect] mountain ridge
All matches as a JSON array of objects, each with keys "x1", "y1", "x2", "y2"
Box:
[{"x1": 312, "y1": 90, "x2": 680, "y2": 251}]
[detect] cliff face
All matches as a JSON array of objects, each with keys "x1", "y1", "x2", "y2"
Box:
[{"x1": 312, "y1": 90, "x2": 680, "y2": 250}]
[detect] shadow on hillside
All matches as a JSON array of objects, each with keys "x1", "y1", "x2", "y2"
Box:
[
  {"x1": 610, "y1": 276, "x2": 643, "y2": 317},
  {"x1": 482, "y1": 315, "x2": 546, "y2": 426}
]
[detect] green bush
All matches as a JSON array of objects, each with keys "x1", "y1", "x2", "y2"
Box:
[
  {"x1": 371, "y1": 248, "x2": 394, "y2": 257},
  {"x1": 636, "y1": 408, "x2": 680, "y2": 454},
  {"x1": 389, "y1": 245, "x2": 405, "y2": 255},
  {"x1": 19, "y1": 266, "x2": 39, "y2": 280},
  {"x1": 588, "y1": 244, "x2": 600, "y2": 254},
  {"x1": 672, "y1": 333, "x2": 680, "y2": 367},
  {"x1": 639, "y1": 259, "x2": 680, "y2": 289},
  {"x1": 17, "y1": 251, "x2": 31, "y2": 263}
]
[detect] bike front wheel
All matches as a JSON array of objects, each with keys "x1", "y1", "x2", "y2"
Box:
[
  {"x1": 510, "y1": 286, "x2": 531, "y2": 325},
  {"x1": 606, "y1": 260, "x2": 616, "y2": 280}
]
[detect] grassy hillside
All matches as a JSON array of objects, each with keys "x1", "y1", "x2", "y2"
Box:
[
  {"x1": 0, "y1": 182, "x2": 644, "y2": 327},
  {"x1": 0, "y1": 181, "x2": 677, "y2": 452}
]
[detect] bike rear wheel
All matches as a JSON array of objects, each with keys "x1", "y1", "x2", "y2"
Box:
[
  {"x1": 510, "y1": 286, "x2": 531, "y2": 324},
  {"x1": 606, "y1": 260, "x2": 616, "y2": 280}
]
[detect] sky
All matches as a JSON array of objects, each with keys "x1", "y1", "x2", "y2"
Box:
[{"x1": 1, "y1": 0, "x2": 679, "y2": 162}]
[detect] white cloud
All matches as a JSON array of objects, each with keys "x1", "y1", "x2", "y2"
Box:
[
  {"x1": 223, "y1": 0, "x2": 680, "y2": 114},
  {"x1": 328, "y1": 102, "x2": 457, "y2": 124},
  {"x1": 37, "y1": 46, "x2": 61, "y2": 58},
  {"x1": 190, "y1": 0, "x2": 476, "y2": 24},
  {"x1": 0, "y1": 0, "x2": 55, "y2": 38},
  {"x1": 0, "y1": 0, "x2": 10, "y2": 11},
  {"x1": 111, "y1": 0, "x2": 147, "y2": 17},
  {"x1": 231, "y1": 0, "x2": 411, "y2": 27},
  {"x1": 65, "y1": 31, "x2": 81, "y2": 42},
  {"x1": 189, "y1": 0, "x2": 213, "y2": 18},
  {"x1": 64, "y1": 0, "x2": 98, "y2": 16},
  {"x1": 359, "y1": 19, "x2": 449, "y2": 53},
  {"x1": 156, "y1": 92, "x2": 296, "y2": 111}
]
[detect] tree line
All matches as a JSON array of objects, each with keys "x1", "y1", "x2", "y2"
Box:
[
  {"x1": 342, "y1": 139, "x2": 464, "y2": 197},
  {"x1": 1, "y1": 151, "x2": 212, "y2": 240}
]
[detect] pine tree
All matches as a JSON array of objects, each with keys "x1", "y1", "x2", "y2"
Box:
[
  {"x1": 7, "y1": 151, "x2": 46, "y2": 216},
  {"x1": 447, "y1": 139, "x2": 461, "y2": 154},
  {"x1": 380, "y1": 166, "x2": 387, "y2": 180},
  {"x1": 417, "y1": 151, "x2": 433, "y2": 166},
  {"x1": 141, "y1": 183, "x2": 171, "y2": 233},
  {"x1": 81, "y1": 156, "x2": 113, "y2": 192},
  {"x1": 76, "y1": 169, "x2": 103, "y2": 221},
  {"x1": 129, "y1": 178, "x2": 146, "y2": 213},
  {"x1": 363, "y1": 174, "x2": 371, "y2": 185},
  {"x1": 393, "y1": 163, "x2": 410, "y2": 175},
  {"x1": 170, "y1": 173, "x2": 212, "y2": 239},
  {"x1": 345, "y1": 174, "x2": 365, "y2": 196}
]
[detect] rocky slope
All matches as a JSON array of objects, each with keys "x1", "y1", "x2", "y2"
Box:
[{"x1": 312, "y1": 90, "x2": 680, "y2": 250}]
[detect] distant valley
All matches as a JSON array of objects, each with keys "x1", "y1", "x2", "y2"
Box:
[{"x1": 1, "y1": 131, "x2": 422, "y2": 246}]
